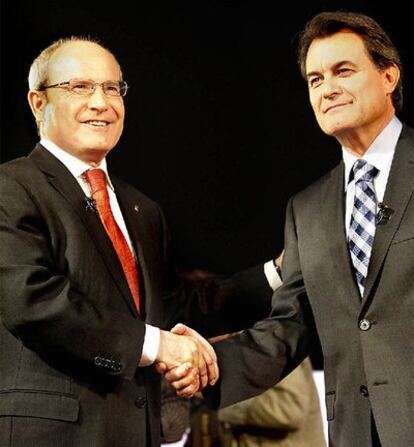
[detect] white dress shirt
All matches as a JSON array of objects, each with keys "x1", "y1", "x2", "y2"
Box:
[
  {"x1": 40, "y1": 139, "x2": 281, "y2": 366},
  {"x1": 342, "y1": 116, "x2": 402, "y2": 236}
]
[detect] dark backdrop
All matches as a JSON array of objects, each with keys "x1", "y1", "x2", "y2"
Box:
[{"x1": 1, "y1": 1, "x2": 413, "y2": 274}]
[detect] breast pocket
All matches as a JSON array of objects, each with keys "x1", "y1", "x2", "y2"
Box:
[
  {"x1": 391, "y1": 232, "x2": 414, "y2": 245},
  {"x1": 390, "y1": 200, "x2": 414, "y2": 245}
]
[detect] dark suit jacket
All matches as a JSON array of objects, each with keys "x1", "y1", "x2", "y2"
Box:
[
  {"x1": 0, "y1": 144, "x2": 271, "y2": 447},
  {"x1": 211, "y1": 125, "x2": 414, "y2": 447}
]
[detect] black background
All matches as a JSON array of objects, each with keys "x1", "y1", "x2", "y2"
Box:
[{"x1": 1, "y1": 1, "x2": 413, "y2": 274}]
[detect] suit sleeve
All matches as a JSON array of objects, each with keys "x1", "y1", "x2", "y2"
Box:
[
  {"x1": 0, "y1": 174, "x2": 144, "y2": 380},
  {"x1": 207, "y1": 197, "x2": 316, "y2": 408}
]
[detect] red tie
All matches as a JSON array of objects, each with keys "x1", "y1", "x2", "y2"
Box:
[{"x1": 84, "y1": 169, "x2": 141, "y2": 313}]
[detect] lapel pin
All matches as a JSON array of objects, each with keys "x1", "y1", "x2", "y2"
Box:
[{"x1": 133, "y1": 204, "x2": 140, "y2": 213}]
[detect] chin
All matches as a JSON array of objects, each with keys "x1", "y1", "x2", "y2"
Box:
[
  {"x1": 321, "y1": 119, "x2": 352, "y2": 137},
  {"x1": 323, "y1": 126, "x2": 341, "y2": 136},
  {"x1": 89, "y1": 146, "x2": 112, "y2": 156},
  {"x1": 84, "y1": 139, "x2": 114, "y2": 153},
  {"x1": 79, "y1": 146, "x2": 111, "y2": 163}
]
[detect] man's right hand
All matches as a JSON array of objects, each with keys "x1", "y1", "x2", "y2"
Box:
[{"x1": 155, "y1": 325, "x2": 219, "y2": 397}]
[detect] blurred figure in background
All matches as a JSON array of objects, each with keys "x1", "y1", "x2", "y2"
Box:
[
  {"x1": 161, "y1": 377, "x2": 191, "y2": 447},
  {"x1": 218, "y1": 357, "x2": 326, "y2": 447}
]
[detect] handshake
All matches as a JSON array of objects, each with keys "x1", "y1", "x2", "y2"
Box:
[{"x1": 155, "y1": 323, "x2": 220, "y2": 398}]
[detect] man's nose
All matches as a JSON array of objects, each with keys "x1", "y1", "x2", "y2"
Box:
[
  {"x1": 323, "y1": 77, "x2": 342, "y2": 98},
  {"x1": 87, "y1": 85, "x2": 109, "y2": 110}
]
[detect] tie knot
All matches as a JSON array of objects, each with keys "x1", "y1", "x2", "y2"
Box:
[
  {"x1": 84, "y1": 169, "x2": 107, "y2": 195},
  {"x1": 351, "y1": 159, "x2": 379, "y2": 183}
]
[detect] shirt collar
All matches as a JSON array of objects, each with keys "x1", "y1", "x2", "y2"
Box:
[
  {"x1": 342, "y1": 116, "x2": 402, "y2": 190},
  {"x1": 40, "y1": 138, "x2": 115, "y2": 191}
]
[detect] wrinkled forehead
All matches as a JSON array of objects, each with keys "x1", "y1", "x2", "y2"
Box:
[
  {"x1": 305, "y1": 31, "x2": 370, "y2": 73},
  {"x1": 47, "y1": 41, "x2": 121, "y2": 83}
]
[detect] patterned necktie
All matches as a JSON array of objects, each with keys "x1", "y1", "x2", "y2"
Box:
[
  {"x1": 348, "y1": 159, "x2": 379, "y2": 296},
  {"x1": 84, "y1": 169, "x2": 141, "y2": 313}
]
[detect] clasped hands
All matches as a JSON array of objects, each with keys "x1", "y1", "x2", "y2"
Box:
[{"x1": 155, "y1": 323, "x2": 218, "y2": 398}]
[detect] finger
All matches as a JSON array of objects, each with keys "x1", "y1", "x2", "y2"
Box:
[
  {"x1": 194, "y1": 339, "x2": 219, "y2": 385},
  {"x1": 176, "y1": 380, "x2": 200, "y2": 398},
  {"x1": 192, "y1": 329, "x2": 218, "y2": 364},
  {"x1": 197, "y1": 352, "x2": 207, "y2": 377},
  {"x1": 206, "y1": 358, "x2": 219, "y2": 386},
  {"x1": 194, "y1": 348, "x2": 208, "y2": 389},
  {"x1": 170, "y1": 368, "x2": 199, "y2": 391},
  {"x1": 198, "y1": 369, "x2": 208, "y2": 389},
  {"x1": 164, "y1": 363, "x2": 193, "y2": 382},
  {"x1": 171, "y1": 323, "x2": 187, "y2": 335},
  {"x1": 154, "y1": 362, "x2": 168, "y2": 374},
  {"x1": 194, "y1": 391, "x2": 203, "y2": 400}
]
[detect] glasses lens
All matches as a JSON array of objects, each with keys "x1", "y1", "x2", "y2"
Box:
[
  {"x1": 69, "y1": 79, "x2": 95, "y2": 96},
  {"x1": 102, "y1": 81, "x2": 123, "y2": 97},
  {"x1": 66, "y1": 79, "x2": 128, "y2": 97},
  {"x1": 110, "y1": 81, "x2": 128, "y2": 97}
]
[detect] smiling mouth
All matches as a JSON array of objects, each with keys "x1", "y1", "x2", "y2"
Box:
[
  {"x1": 324, "y1": 103, "x2": 350, "y2": 113},
  {"x1": 83, "y1": 120, "x2": 110, "y2": 127}
]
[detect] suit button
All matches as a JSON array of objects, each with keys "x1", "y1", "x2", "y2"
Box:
[
  {"x1": 94, "y1": 356, "x2": 104, "y2": 366},
  {"x1": 359, "y1": 319, "x2": 371, "y2": 331},
  {"x1": 135, "y1": 396, "x2": 146, "y2": 408},
  {"x1": 360, "y1": 385, "x2": 369, "y2": 397},
  {"x1": 113, "y1": 363, "x2": 122, "y2": 373}
]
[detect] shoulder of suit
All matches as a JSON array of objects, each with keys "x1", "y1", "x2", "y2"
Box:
[
  {"x1": 0, "y1": 155, "x2": 37, "y2": 179},
  {"x1": 1, "y1": 155, "x2": 32, "y2": 169},
  {"x1": 401, "y1": 122, "x2": 414, "y2": 143},
  {"x1": 0, "y1": 157, "x2": 44, "y2": 205},
  {"x1": 290, "y1": 162, "x2": 342, "y2": 205}
]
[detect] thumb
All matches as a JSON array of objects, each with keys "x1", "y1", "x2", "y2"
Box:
[
  {"x1": 155, "y1": 362, "x2": 168, "y2": 374},
  {"x1": 171, "y1": 323, "x2": 188, "y2": 335}
]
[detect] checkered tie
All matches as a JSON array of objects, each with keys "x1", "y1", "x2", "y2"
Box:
[{"x1": 348, "y1": 159, "x2": 379, "y2": 296}]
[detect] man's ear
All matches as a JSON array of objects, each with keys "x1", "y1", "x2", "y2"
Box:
[
  {"x1": 383, "y1": 63, "x2": 400, "y2": 96},
  {"x1": 28, "y1": 90, "x2": 47, "y2": 124}
]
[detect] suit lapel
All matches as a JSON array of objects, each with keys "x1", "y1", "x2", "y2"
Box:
[
  {"x1": 321, "y1": 162, "x2": 362, "y2": 307},
  {"x1": 363, "y1": 126, "x2": 414, "y2": 304},
  {"x1": 29, "y1": 144, "x2": 139, "y2": 317}
]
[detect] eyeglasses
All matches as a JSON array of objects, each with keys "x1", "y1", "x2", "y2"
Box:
[{"x1": 39, "y1": 78, "x2": 129, "y2": 97}]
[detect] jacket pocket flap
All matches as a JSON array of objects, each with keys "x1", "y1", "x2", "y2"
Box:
[{"x1": 0, "y1": 390, "x2": 79, "y2": 422}]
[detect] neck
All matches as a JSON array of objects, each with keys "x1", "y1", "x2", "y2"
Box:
[{"x1": 336, "y1": 112, "x2": 395, "y2": 157}]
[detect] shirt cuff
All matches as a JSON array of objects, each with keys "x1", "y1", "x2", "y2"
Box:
[
  {"x1": 264, "y1": 260, "x2": 283, "y2": 291},
  {"x1": 138, "y1": 324, "x2": 160, "y2": 367}
]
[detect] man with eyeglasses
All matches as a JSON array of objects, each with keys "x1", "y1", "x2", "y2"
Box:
[
  {"x1": 39, "y1": 78, "x2": 129, "y2": 97},
  {"x1": 0, "y1": 37, "x2": 281, "y2": 446}
]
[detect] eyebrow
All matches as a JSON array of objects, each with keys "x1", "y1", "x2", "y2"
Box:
[{"x1": 306, "y1": 60, "x2": 358, "y2": 79}]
